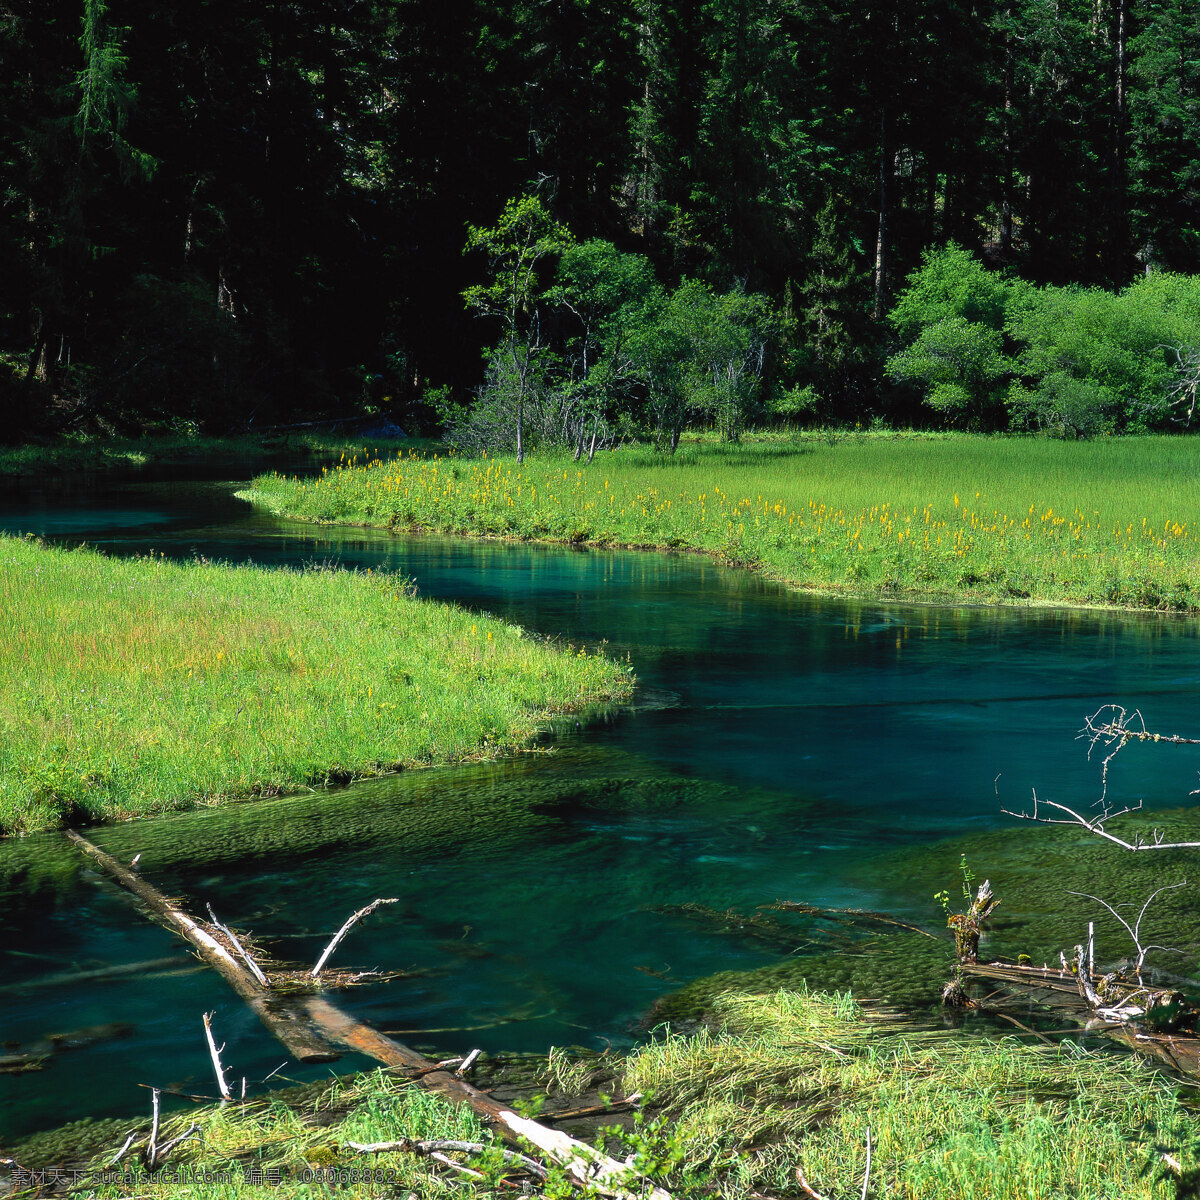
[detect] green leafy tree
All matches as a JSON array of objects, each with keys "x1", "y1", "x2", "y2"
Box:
[
  {"x1": 888, "y1": 244, "x2": 1013, "y2": 342},
  {"x1": 886, "y1": 244, "x2": 1015, "y2": 427},
  {"x1": 553, "y1": 240, "x2": 659, "y2": 460},
  {"x1": 463, "y1": 195, "x2": 573, "y2": 461},
  {"x1": 1006, "y1": 373, "x2": 1119, "y2": 439},
  {"x1": 648, "y1": 280, "x2": 774, "y2": 444},
  {"x1": 1005, "y1": 272, "x2": 1200, "y2": 431},
  {"x1": 887, "y1": 316, "x2": 1010, "y2": 427}
]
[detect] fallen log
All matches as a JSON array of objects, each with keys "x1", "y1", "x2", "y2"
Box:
[
  {"x1": 0, "y1": 956, "x2": 194, "y2": 993},
  {"x1": 301, "y1": 995, "x2": 671, "y2": 1200},
  {"x1": 962, "y1": 959, "x2": 1200, "y2": 1076},
  {"x1": 64, "y1": 829, "x2": 671, "y2": 1200},
  {"x1": 64, "y1": 830, "x2": 338, "y2": 1064}
]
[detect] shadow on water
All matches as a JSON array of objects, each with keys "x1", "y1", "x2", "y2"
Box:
[{"x1": 3, "y1": 468, "x2": 1200, "y2": 1137}]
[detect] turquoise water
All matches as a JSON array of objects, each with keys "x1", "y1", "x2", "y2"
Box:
[{"x1": 2, "y1": 467, "x2": 1200, "y2": 1139}]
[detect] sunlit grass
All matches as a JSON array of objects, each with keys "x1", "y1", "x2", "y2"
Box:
[
  {"x1": 245, "y1": 434, "x2": 1200, "y2": 611},
  {"x1": 623, "y1": 987, "x2": 1195, "y2": 1199},
  {"x1": 71, "y1": 1070, "x2": 507, "y2": 1199},
  {"x1": 0, "y1": 536, "x2": 632, "y2": 833},
  {"x1": 18, "y1": 993, "x2": 1198, "y2": 1197}
]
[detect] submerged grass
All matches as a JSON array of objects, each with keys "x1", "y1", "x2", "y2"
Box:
[
  {"x1": 625, "y1": 987, "x2": 1197, "y2": 1199},
  {"x1": 245, "y1": 434, "x2": 1200, "y2": 612},
  {"x1": 0, "y1": 536, "x2": 631, "y2": 834}
]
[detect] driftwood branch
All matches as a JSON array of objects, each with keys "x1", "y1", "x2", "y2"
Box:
[
  {"x1": 1065, "y1": 883, "x2": 1187, "y2": 982},
  {"x1": 860, "y1": 1128, "x2": 872, "y2": 1200},
  {"x1": 1003, "y1": 707, "x2": 1200, "y2": 851},
  {"x1": 108, "y1": 1130, "x2": 139, "y2": 1168},
  {"x1": 0, "y1": 955, "x2": 192, "y2": 994},
  {"x1": 795, "y1": 1166, "x2": 829, "y2": 1200},
  {"x1": 147, "y1": 1088, "x2": 161, "y2": 1167},
  {"x1": 155, "y1": 1123, "x2": 202, "y2": 1164},
  {"x1": 64, "y1": 830, "x2": 338, "y2": 1063},
  {"x1": 1001, "y1": 790, "x2": 1200, "y2": 852},
  {"x1": 310, "y1": 899, "x2": 399, "y2": 977},
  {"x1": 202, "y1": 1012, "x2": 232, "y2": 1102},
  {"x1": 207, "y1": 904, "x2": 267, "y2": 986},
  {"x1": 543, "y1": 1095, "x2": 641, "y2": 1123},
  {"x1": 347, "y1": 1138, "x2": 549, "y2": 1178},
  {"x1": 301, "y1": 995, "x2": 671, "y2": 1200}
]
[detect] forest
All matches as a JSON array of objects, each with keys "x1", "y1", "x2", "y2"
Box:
[{"x1": 4, "y1": 0, "x2": 1200, "y2": 440}]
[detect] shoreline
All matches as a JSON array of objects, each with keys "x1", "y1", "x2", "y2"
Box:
[
  {"x1": 241, "y1": 494, "x2": 1199, "y2": 623},
  {"x1": 0, "y1": 535, "x2": 633, "y2": 836}
]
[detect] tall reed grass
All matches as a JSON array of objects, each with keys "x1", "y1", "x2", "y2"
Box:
[
  {"x1": 0, "y1": 536, "x2": 631, "y2": 833},
  {"x1": 245, "y1": 435, "x2": 1200, "y2": 611}
]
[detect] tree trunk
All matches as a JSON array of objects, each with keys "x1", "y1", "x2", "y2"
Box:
[
  {"x1": 872, "y1": 107, "x2": 890, "y2": 320},
  {"x1": 302, "y1": 996, "x2": 671, "y2": 1200},
  {"x1": 1109, "y1": 0, "x2": 1128, "y2": 279},
  {"x1": 1000, "y1": 5, "x2": 1015, "y2": 257},
  {"x1": 64, "y1": 830, "x2": 339, "y2": 1064}
]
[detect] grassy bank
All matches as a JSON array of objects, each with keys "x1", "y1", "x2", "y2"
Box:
[
  {"x1": 11, "y1": 991, "x2": 1194, "y2": 1198},
  {"x1": 619, "y1": 987, "x2": 1196, "y2": 1198},
  {"x1": 0, "y1": 432, "x2": 415, "y2": 479},
  {"x1": 244, "y1": 434, "x2": 1200, "y2": 612},
  {"x1": 12, "y1": 1069, "x2": 518, "y2": 1198},
  {"x1": 0, "y1": 536, "x2": 631, "y2": 834}
]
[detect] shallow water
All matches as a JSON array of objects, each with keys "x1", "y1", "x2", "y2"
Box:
[{"x1": 2, "y1": 464, "x2": 1200, "y2": 1139}]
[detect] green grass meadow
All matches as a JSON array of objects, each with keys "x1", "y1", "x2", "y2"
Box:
[
  {"x1": 0, "y1": 536, "x2": 631, "y2": 833},
  {"x1": 245, "y1": 433, "x2": 1200, "y2": 612},
  {"x1": 0, "y1": 432, "x2": 418, "y2": 479}
]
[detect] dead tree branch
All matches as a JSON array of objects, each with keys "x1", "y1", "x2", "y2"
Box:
[
  {"x1": 311, "y1": 898, "x2": 399, "y2": 977},
  {"x1": 1064, "y1": 883, "x2": 1187, "y2": 983},
  {"x1": 64, "y1": 830, "x2": 339, "y2": 1062},
  {"x1": 347, "y1": 1138, "x2": 549, "y2": 1178},
  {"x1": 202, "y1": 1012, "x2": 232, "y2": 1102},
  {"x1": 1082, "y1": 705, "x2": 1200, "y2": 802},
  {"x1": 1160, "y1": 343, "x2": 1200, "y2": 424},
  {"x1": 1000, "y1": 706, "x2": 1200, "y2": 850},
  {"x1": 207, "y1": 904, "x2": 267, "y2": 987}
]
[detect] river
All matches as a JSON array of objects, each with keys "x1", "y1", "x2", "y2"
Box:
[{"x1": 3, "y1": 461, "x2": 1199, "y2": 1139}]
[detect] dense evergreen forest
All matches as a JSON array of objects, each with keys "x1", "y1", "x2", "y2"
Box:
[{"x1": 4, "y1": 0, "x2": 1199, "y2": 441}]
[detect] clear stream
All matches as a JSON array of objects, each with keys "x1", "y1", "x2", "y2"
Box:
[{"x1": 3, "y1": 463, "x2": 1200, "y2": 1140}]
